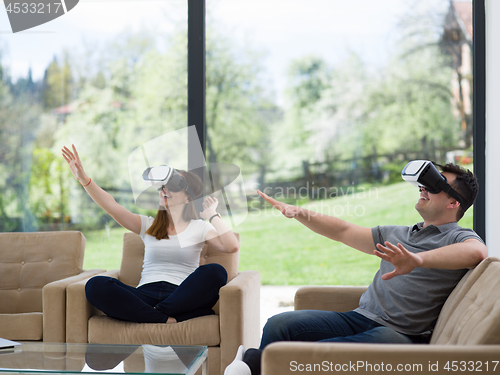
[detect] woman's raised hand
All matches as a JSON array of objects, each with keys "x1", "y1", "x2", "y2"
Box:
[
  {"x1": 200, "y1": 196, "x2": 219, "y2": 220},
  {"x1": 62, "y1": 145, "x2": 90, "y2": 185},
  {"x1": 61, "y1": 144, "x2": 141, "y2": 234}
]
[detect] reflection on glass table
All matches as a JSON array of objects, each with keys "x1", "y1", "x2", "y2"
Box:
[{"x1": 0, "y1": 343, "x2": 207, "y2": 375}]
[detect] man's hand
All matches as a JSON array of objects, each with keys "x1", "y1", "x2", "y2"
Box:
[
  {"x1": 257, "y1": 190, "x2": 303, "y2": 218},
  {"x1": 257, "y1": 190, "x2": 376, "y2": 254},
  {"x1": 375, "y1": 242, "x2": 423, "y2": 280}
]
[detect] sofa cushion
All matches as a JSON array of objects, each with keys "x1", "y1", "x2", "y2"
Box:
[
  {"x1": 118, "y1": 233, "x2": 146, "y2": 287},
  {"x1": 0, "y1": 312, "x2": 43, "y2": 340},
  {"x1": 88, "y1": 314, "x2": 220, "y2": 346},
  {"x1": 199, "y1": 234, "x2": 240, "y2": 282},
  {"x1": 0, "y1": 232, "x2": 85, "y2": 314},
  {"x1": 431, "y1": 257, "x2": 500, "y2": 345}
]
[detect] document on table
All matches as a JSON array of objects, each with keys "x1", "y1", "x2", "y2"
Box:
[{"x1": 0, "y1": 338, "x2": 21, "y2": 350}]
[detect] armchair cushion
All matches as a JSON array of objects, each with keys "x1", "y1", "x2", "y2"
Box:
[
  {"x1": 0, "y1": 231, "x2": 85, "y2": 313},
  {"x1": 0, "y1": 231, "x2": 89, "y2": 342},
  {"x1": 294, "y1": 286, "x2": 368, "y2": 312},
  {"x1": 431, "y1": 257, "x2": 500, "y2": 345},
  {"x1": 88, "y1": 314, "x2": 220, "y2": 345},
  {"x1": 0, "y1": 313, "x2": 42, "y2": 341}
]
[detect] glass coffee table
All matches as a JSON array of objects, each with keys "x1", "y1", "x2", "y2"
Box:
[{"x1": 0, "y1": 343, "x2": 207, "y2": 375}]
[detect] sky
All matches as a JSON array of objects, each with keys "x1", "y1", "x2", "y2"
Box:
[
  {"x1": 0, "y1": 0, "x2": 187, "y2": 79},
  {"x1": 0, "y1": 0, "x2": 448, "y2": 104},
  {"x1": 209, "y1": 0, "x2": 410, "y2": 103}
]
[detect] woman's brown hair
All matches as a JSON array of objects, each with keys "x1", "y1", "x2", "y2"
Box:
[{"x1": 145, "y1": 170, "x2": 204, "y2": 240}]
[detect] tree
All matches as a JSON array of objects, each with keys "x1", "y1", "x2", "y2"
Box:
[
  {"x1": 9, "y1": 67, "x2": 42, "y2": 100},
  {"x1": 0, "y1": 78, "x2": 42, "y2": 231},
  {"x1": 205, "y1": 27, "x2": 277, "y2": 176},
  {"x1": 42, "y1": 55, "x2": 73, "y2": 110},
  {"x1": 361, "y1": 49, "x2": 456, "y2": 166},
  {"x1": 270, "y1": 0, "x2": 459, "y2": 183},
  {"x1": 286, "y1": 56, "x2": 331, "y2": 111},
  {"x1": 269, "y1": 55, "x2": 331, "y2": 178},
  {"x1": 394, "y1": 0, "x2": 469, "y2": 147},
  {"x1": 305, "y1": 53, "x2": 370, "y2": 161}
]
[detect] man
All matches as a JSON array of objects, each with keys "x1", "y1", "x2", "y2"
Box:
[{"x1": 225, "y1": 162, "x2": 487, "y2": 375}]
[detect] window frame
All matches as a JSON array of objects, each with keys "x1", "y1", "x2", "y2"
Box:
[{"x1": 473, "y1": 0, "x2": 486, "y2": 240}]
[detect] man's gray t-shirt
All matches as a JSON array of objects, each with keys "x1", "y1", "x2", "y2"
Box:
[{"x1": 355, "y1": 222, "x2": 483, "y2": 336}]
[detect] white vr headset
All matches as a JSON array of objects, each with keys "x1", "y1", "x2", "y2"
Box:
[
  {"x1": 142, "y1": 166, "x2": 196, "y2": 198},
  {"x1": 401, "y1": 160, "x2": 470, "y2": 211}
]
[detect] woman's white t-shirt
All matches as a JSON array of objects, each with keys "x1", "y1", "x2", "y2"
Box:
[{"x1": 137, "y1": 215, "x2": 215, "y2": 287}]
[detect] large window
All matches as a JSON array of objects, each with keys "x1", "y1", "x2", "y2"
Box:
[
  {"x1": 206, "y1": 0, "x2": 474, "y2": 185},
  {"x1": 205, "y1": 0, "x2": 477, "y2": 284},
  {"x1": 0, "y1": 0, "x2": 188, "y2": 229},
  {"x1": 0, "y1": 0, "x2": 481, "y2": 285},
  {"x1": 0, "y1": 0, "x2": 189, "y2": 268}
]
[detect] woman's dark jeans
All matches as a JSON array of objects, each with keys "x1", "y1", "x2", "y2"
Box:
[{"x1": 85, "y1": 263, "x2": 227, "y2": 323}]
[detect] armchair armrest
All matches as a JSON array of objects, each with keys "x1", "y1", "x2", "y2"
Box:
[
  {"x1": 294, "y1": 286, "x2": 368, "y2": 312},
  {"x1": 42, "y1": 269, "x2": 105, "y2": 343},
  {"x1": 263, "y1": 342, "x2": 500, "y2": 375},
  {"x1": 66, "y1": 270, "x2": 119, "y2": 343},
  {"x1": 219, "y1": 270, "x2": 261, "y2": 372}
]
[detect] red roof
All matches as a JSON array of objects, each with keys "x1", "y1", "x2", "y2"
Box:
[
  {"x1": 453, "y1": 1, "x2": 473, "y2": 39},
  {"x1": 53, "y1": 104, "x2": 72, "y2": 115}
]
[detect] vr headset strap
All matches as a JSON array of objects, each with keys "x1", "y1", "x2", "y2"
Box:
[
  {"x1": 435, "y1": 179, "x2": 469, "y2": 211},
  {"x1": 185, "y1": 185, "x2": 196, "y2": 200}
]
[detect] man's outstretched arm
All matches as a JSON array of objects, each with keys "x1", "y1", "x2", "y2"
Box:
[
  {"x1": 257, "y1": 190, "x2": 375, "y2": 254},
  {"x1": 375, "y1": 239, "x2": 488, "y2": 280}
]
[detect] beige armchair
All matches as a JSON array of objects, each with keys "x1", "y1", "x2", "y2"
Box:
[
  {"x1": 0, "y1": 231, "x2": 104, "y2": 342},
  {"x1": 66, "y1": 232, "x2": 261, "y2": 375},
  {"x1": 262, "y1": 257, "x2": 500, "y2": 374}
]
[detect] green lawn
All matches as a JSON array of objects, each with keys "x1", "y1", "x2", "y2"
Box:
[
  {"x1": 82, "y1": 182, "x2": 474, "y2": 286},
  {"x1": 82, "y1": 225, "x2": 128, "y2": 272}
]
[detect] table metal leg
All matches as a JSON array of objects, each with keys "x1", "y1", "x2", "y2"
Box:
[{"x1": 201, "y1": 358, "x2": 207, "y2": 375}]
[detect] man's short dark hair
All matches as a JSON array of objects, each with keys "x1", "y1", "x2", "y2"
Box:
[{"x1": 439, "y1": 163, "x2": 478, "y2": 221}]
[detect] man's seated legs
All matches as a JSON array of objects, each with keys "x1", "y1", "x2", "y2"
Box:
[
  {"x1": 225, "y1": 310, "x2": 413, "y2": 375},
  {"x1": 259, "y1": 309, "x2": 412, "y2": 348}
]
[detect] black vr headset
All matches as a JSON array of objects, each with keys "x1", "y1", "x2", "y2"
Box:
[
  {"x1": 401, "y1": 160, "x2": 470, "y2": 211},
  {"x1": 142, "y1": 166, "x2": 196, "y2": 198}
]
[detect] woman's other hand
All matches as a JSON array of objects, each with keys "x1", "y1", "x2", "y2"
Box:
[{"x1": 200, "y1": 196, "x2": 218, "y2": 220}]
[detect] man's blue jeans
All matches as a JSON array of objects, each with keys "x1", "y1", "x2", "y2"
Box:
[
  {"x1": 236, "y1": 310, "x2": 421, "y2": 375},
  {"x1": 260, "y1": 310, "x2": 417, "y2": 349}
]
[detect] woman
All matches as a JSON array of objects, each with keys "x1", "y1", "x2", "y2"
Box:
[{"x1": 62, "y1": 144, "x2": 239, "y2": 324}]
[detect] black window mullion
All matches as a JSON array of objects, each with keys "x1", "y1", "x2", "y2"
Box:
[
  {"x1": 473, "y1": 0, "x2": 486, "y2": 242},
  {"x1": 187, "y1": 0, "x2": 206, "y2": 171}
]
